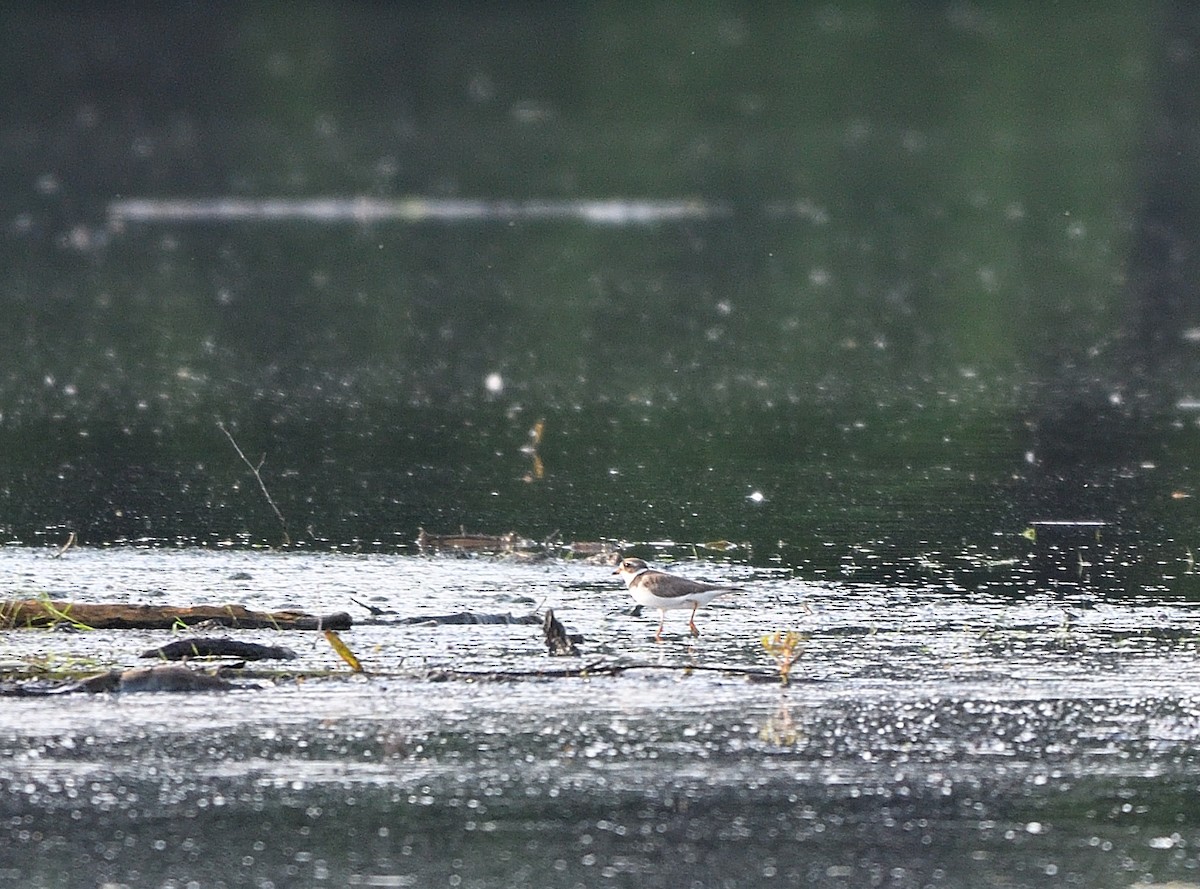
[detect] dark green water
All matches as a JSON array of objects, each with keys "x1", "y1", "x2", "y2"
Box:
[{"x1": 5, "y1": 3, "x2": 1200, "y2": 599}]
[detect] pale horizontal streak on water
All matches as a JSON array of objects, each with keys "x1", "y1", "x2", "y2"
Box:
[{"x1": 106, "y1": 196, "x2": 730, "y2": 225}]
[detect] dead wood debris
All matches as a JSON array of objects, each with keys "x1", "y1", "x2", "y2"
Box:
[
  {"x1": 0, "y1": 600, "x2": 351, "y2": 631},
  {"x1": 423, "y1": 661, "x2": 795, "y2": 683},
  {"x1": 416, "y1": 527, "x2": 532, "y2": 553},
  {"x1": 0, "y1": 665, "x2": 242, "y2": 696},
  {"x1": 542, "y1": 609, "x2": 580, "y2": 656},
  {"x1": 349, "y1": 602, "x2": 550, "y2": 627}
]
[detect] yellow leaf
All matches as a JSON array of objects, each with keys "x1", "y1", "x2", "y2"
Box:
[{"x1": 324, "y1": 630, "x2": 364, "y2": 673}]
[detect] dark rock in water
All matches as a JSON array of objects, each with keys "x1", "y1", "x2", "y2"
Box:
[
  {"x1": 141, "y1": 637, "x2": 298, "y2": 661},
  {"x1": 228, "y1": 571, "x2": 254, "y2": 581}
]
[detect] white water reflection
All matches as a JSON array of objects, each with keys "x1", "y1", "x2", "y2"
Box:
[{"x1": 3, "y1": 547, "x2": 1200, "y2": 887}]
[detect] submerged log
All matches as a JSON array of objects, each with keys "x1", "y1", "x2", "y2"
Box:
[
  {"x1": 391, "y1": 611, "x2": 543, "y2": 626},
  {"x1": 0, "y1": 600, "x2": 351, "y2": 631},
  {"x1": 351, "y1": 599, "x2": 546, "y2": 625},
  {"x1": 77, "y1": 665, "x2": 237, "y2": 693},
  {"x1": 0, "y1": 665, "x2": 239, "y2": 696},
  {"x1": 415, "y1": 527, "x2": 535, "y2": 552},
  {"x1": 141, "y1": 638, "x2": 299, "y2": 661}
]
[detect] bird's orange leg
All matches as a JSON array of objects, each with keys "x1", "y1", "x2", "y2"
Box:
[
  {"x1": 655, "y1": 613, "x2": 665, "y2": 642},
  {"x1": 688, "y1": 602, "x2": 700, "y2": 637}
]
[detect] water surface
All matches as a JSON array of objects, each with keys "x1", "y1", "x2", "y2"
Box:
[
  {"x1": 3, "y1": 548, "x2": 1200, "y2": 886},
  {"x1": 5, "y1": 3, "x2": 1200, "y2": 887}
]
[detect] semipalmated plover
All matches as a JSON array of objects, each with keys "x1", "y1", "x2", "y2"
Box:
[{"x1": 613, "y1": 557, "x2": 743, "y2": 641}]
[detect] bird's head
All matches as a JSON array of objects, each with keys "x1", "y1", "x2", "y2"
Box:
[{"x1": 613, "y1": 557, "x2": 650, "y2": 579}]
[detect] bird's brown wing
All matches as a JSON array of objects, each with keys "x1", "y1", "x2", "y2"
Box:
[{"x1": 640, "y1": 571, "x2": 742, "y2": 599}]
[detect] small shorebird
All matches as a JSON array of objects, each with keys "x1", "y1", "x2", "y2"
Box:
[{"x1": 613, "y1": 557, "x2": 743, "y2": 641}]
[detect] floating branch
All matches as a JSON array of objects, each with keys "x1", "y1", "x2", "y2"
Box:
[
  {"x1": 218, "y1": 421, "x2": 291, "y2": 547},
  {"x1": 389, "y1": 611, "x2": 542, "y2": 627},
  {"x1": 423, "y1": 661, "x2": 804, "y2": 683},
  {"x1": 2, "y1": 595, "x2": 94, "y2": 631},
  {"x1": 350, "y1": 597, "x2": 389, "y2": 616},
  {"x1": 0, "y1": 600, "x2": 350, "y2": 631}
]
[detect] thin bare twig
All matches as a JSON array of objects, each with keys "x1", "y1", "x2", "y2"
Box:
[
  {"x1": 52, "y1": 530, "x2": 77, "y2": 559},
  {"x1": 423, "y1": 661, "x2": 801, "y2": 683},
  {"x1": 217, "y1": 421, "x2": 291, "y2": 546}
]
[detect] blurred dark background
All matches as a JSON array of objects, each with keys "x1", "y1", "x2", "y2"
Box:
[{"x1": 2, "y1": 2, "x2": 1200, "y2": 594}]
